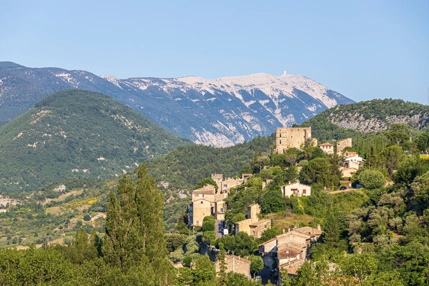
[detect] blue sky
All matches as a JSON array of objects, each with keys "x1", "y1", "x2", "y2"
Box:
[{"x1": 1, "y1": 0, "x2": 428, "y2": 104}]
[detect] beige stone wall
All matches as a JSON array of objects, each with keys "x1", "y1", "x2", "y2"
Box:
[
  {"x1": 211, "y1": 173, "x2": 223, "y2": 190},
  {"x1": 191, "y1": 199, "x2": 212, "y2": 227},
  {"x1": 276, "y1": 232, "x2": 308, "y2": 246},
  {"x1": 275, "y1": 127, "x2": 315, "y2": 154},
  {"x1": 259, "y1": 238, "x2": 277, "y2": 253},
  {"x1": 215, "y1": 201, "x2": 226, "y2": 221},
  {"x1": 235, "y1": 219, "x2": 252, "y2": 235},
  {"x1": 336, "y1": 138, "x2": 352, "y2": 154},
  {"x1": 250, "y1": 219, "x2": 271, "y2": 238},
  {"x1": 247, "y1": 204, "x2": 260, "y2": 221},
  {"x1": 216, "y1": 256, "x2": 251, "y2": 277}
]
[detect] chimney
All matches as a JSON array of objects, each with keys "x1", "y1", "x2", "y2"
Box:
[
  {"x1": 282, "y1": 229, "x2": 285, "y2": 234},
  {"x1": 317, "y1": 224, "x2": 321, "y2": 231},
  {"x1": 288, "y1": 228, "x2": 290, "y2": 233}
]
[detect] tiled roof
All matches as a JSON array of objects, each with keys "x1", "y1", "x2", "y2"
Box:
[
  {"x1": 258, "y1": 237, "x2": 277, "y2": 247},
  {"x1": 249, "y1": 219, "x2": 270, "y2": 227}
]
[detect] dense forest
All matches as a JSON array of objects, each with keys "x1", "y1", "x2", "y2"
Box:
[{"x1": 0, "y1": 89, "x2": 191, "y2": 195}]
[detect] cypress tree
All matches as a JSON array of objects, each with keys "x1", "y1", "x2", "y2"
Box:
[{"x1": 103, "y1": 164, "x2": 170, "y2": 281}]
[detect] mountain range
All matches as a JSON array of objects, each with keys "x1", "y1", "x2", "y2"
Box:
[{"x1": 0, "y1": 62, "x2": 354, "y2": 147}]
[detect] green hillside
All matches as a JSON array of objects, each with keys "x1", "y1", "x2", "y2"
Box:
[
  {"x1": 298, "y1": 99, "x2": 429, "y2": 140},
  {"x1": 0, "y1": 89, "x2": 192, "y2": 195}
]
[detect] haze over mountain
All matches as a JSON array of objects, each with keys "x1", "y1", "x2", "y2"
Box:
[
  {"x1": 0, "y1": 89, "x2": 191, "y2": 194},
  {"x1": 0, "y1": 62, "x2": 354, "y2": 147}
]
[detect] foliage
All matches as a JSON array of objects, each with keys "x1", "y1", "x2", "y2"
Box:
[
  {"x1": 202, "y1": 215, "x2": 216, "y2": 232},
  {"x1": 0, "y1": 89, "x2": 191, "y2": 195},
  {"x1": 358, "y1": 169, "x2": 386, "y2": 189}
]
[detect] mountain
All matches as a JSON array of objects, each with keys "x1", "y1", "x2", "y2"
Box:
[
  {"x1": 0, "y1": 62, "x2": 354, "y2": 147},
  {"x1": 0, "y1": 89, "x2": 191, "y2": 194},
  {"x1": 298, "y1": 98, "x2": 429, "y2": 140}
]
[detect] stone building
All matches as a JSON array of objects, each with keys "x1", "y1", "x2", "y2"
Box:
[
  {"x1": 275, "y1": 127, "x2": 317, "y2": 154},
  {"x1": 319, "y1": 142, "x2": 334, "y2": 154},
  {"x1": 336, "y1": 138, "x2": 352, "y2": 154},
  {"x1": 281, "y1": 182, "x2": 311, "y2": 197},
  {"x1": 215, "y1": 255, "x2": 251, "y2": 277},
  {"x1": 258, "y1": 226, "x2": 322, "y2": 274},
  {"x1": 189, "y1": 184, "x2": 225, "y2": 228},
  {"x1": 235, "y1": 204, "x2": 271, "y2": 238}
]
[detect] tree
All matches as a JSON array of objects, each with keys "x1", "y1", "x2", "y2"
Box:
[
  {"x1": 103, "y1": 164, "x2": 174, "y2": 284},
  {"x1": 381, "y1": 145, "x2": 405, "y2": 175},
  {"x1": 195, "y1": 177, "x2": 218, "y2": 191},
  {"x1": 247, "y1": 255, "x2": 264, "y2": 277},
  {"x1": 202, "y1": 216, "x2": 215, "y2": 232},
  {"x1": 358, "y1": 170, "x2": 385, "y2": 189}
]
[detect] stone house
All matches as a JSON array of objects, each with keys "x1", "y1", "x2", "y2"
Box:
[
  {"x1": 215, "y1": 255, "x2": 251, "y2": 277},
  {"x1": 235, "y1": 204, "x2": 271, "y2": 238},
  {"x1": 281, "y1": 182, "x2": 311, "y2": 197},
  {"x1": 190, "y1": 184, "x2": 226, "y2": 228},
  {"x1": 275, "y1": 127, "x2": 317, "y2": 154},
  {"x1": 320, "y1": 142, "x2": 334, "y2": 154},
  {"x1": 336, "y1": 138, "x2": 352, "y2": 154},
  {"x1": 258, "y1": 226, "x2": 322, "y2": 274}
]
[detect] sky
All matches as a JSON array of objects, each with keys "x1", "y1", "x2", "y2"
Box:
[{"x1": 1, "y1": 0, "x2": 428, "y2": 104}]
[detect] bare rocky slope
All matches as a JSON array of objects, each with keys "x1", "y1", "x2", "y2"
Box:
[
  {"x1": 306, "y1": 99, "x2": 429, "y2": 134},
  {"x1": 0, "y1": 62, "x2": 354, "y2": 147}
]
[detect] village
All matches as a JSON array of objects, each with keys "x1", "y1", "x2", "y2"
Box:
[{"x1": 187, "y1": 127, "x2": 364, "y2": 282}]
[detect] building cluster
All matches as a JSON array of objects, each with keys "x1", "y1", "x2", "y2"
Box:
[
  {"x1": 275, "y1": 127, "x2": 365, "y2": 183},
  {"x1": 189, "y1": 173, "x2": 251, "y2": 228},
  {"x1": 258, "y1": 226, "x2": 322, "y2": 275}
]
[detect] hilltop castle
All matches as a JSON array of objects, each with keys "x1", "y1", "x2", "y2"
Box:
[{"x1": 275, "y1": 127, "x2": 317, "y2": 154}]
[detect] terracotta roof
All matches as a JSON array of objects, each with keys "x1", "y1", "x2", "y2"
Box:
[
  {"x1": 193, "y1": 190, "x2": 215, "y2": 196},
  {"x1": 278, "y1": 241, "x2": 306, "y2": 251},
  {"x1": 249, "y1": 220, "x2": 270, "y2": 227},
  {"x1": 258, "y1": 237, "x2": 277, "y2": 247},
  {"x1": 277, "y1": 247, "x2": 302, "y2": 259},
  {"x1": 225, "y1": 255, "x2": 251, "y2": 265},
  {"x1": 294, "y1": 226, "x2": 322, "y2": 237},
  {"x1": 277, "y1": 231, "x2": 310, "y2": 241}
]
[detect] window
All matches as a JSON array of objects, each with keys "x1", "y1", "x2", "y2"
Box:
[
  {"x1": 303, "y1": 189, "x2": 306, "y2": 194},
  {"x1": 201, "y1": 201, "x2": 204, "y2": 204},
  {"x1": 195, "y1": 194, "x2": 199, "y2": 197},
  {"x1": 220, "y1": 208, "x2": 224, "y2": 213},
  {"x1": 279, "y1": 140, "x2": 282, "y2": 144}
]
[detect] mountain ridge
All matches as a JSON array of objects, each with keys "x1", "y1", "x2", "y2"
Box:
[{"x1": 0, "y1": 62, "x2": 354, "y2": 146}]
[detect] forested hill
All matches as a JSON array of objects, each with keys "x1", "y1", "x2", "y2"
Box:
[
  {"x1": 0, "y1": 89, "x2": 192, "y2": 195},
  {"x1": 298, "y1": 99, "x2": 429, "y2": 140},
  {"x1": 145, "y1": 134, "x2": 275, "y2": 196}
]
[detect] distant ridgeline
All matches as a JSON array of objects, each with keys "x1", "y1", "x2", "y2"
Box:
[
  {"x1": 0, "y1": 62, "x2": 354, "y2": 147},
  {"x1": 0, "y1": 89, "x2": 191, "y2": 195}
]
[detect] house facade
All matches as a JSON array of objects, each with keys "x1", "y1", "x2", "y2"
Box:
[
  {"x1": 320, "y1": 142, "x2": 334, "y2": 154},
  {"x1": 281, "y1": 182, "x2": 311, "y2": 197}
]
